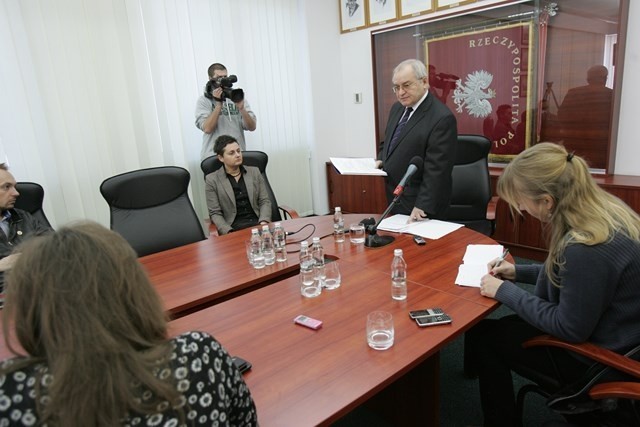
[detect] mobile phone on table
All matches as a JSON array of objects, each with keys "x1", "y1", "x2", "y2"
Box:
[
  {"x1": 232, "y1": 356, "x2": 252, "y2": 374},
  {"x1": 413, "y1": 235, "x2": 426, "y2": 245},
  {"x1": 415, "y1": 313, "x2": 452, "y2": 327},
  {"x1": 409, "y1": 307, "x2": 444, "y2": 319}
]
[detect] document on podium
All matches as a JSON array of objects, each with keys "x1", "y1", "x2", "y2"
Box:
[
  {"x1": 455, "y1": 244, "x2": 504, "y2": 287},
  {"x1": 329, "y1": 157, "x2": 387, "y2": 176},
  {"x1": 377, "y1": 214, "x2": 463, "y2": 239}
]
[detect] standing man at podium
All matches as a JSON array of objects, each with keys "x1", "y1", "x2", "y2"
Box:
[{"x1": 377, "y1": 59, "x2": 457, "y2": 221}]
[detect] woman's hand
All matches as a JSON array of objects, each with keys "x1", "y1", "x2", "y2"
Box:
[
  {"x1": 480, "y1": 273, "x2": 503, "y2": 299},
  {"x1": 488, "y1": 259, "x2": 516, "y2": 280}
]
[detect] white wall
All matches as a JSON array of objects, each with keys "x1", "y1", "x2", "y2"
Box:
[{"x1": 305, "y1": 1, "x2": 640, "y2": 216}]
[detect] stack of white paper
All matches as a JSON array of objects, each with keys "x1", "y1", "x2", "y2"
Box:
[
  {"x1": 377, "y1": 214, "x2": 463, "y2": 240},
  {"x1": 455, "y1": 244, "x2": 504, "y2": 287},
  {"x1": 329, "y1": 157, "x2": 387, "y2": 176}
]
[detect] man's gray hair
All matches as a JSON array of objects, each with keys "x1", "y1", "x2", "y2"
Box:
[{"x1": 393, "y1": 59, "x2": 428, "y2": 80}]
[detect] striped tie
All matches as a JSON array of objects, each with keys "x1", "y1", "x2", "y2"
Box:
[{"x1": 387, "y1": 107, "x2": 412, "y2": 154}]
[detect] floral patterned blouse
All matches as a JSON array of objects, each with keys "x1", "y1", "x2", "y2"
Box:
[{"x1": 0, "y1": 331, "x2": 257, "y2": 426}]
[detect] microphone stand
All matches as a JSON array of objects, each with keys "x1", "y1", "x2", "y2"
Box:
[{"x1": 364, "y1": 194, "x2": 401, "y2": 248}]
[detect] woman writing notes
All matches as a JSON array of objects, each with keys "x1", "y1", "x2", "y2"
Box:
[
  {"x1": 0, "y1": 222, "x2": 257, "y2": 426},
  {"x1": 466, "y1": 143, "x2": 640, "y2": 426}
]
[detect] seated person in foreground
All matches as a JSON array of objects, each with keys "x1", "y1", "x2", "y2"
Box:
[
  {"x1": 465, "y1": 143, "x2": 640, "y2": 426},
  {"x1": 205, "y1": 135, "x2": 271, "y2": 234},
  {"x1": 0, "y1": 222, "x2": 258, "y2": 426},
  {"x1": 0, "y1": 163, "x2": 51, "y2": 290}
]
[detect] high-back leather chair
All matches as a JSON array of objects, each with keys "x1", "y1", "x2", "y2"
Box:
[
  {"x1": 444, "y1": 134, "x2": 495, "y2": 236},
  {"x1": 200, "y1": 151, "x2": 298, "y2": 223},
  {"x1": 100, "y1": 166, "x2": 205, "y2": 257},
  {"x1": 15, "y1": 182, "x2": 53, "y2": 228}
]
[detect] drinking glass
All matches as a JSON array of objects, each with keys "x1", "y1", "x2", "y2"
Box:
[
  {"x1": 366, "y1": 311, "x2": 394, "y2": 350},
  {"x1": 349, "y1": 223, "x2": 366, "y2": 244},
  {"x1": 323, "y1": 261, "x2": 341, "y2": 290},
  {"x1": 300, "y1": 269, "x2": 321, "y2": 298}
]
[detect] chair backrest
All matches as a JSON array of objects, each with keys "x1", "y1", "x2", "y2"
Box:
[
  {"x1": 200, "y1": 151, "x2": 282, "y2": 222},
  {"x1": 99, "y1": 166, "x2": 205, "y2": 257},
  {"x1": 445, "y1": 134, "x2": 492, "y2": 236},
  {"x1": 14, "y1": 182, "x2": 53, "y2": 228}
]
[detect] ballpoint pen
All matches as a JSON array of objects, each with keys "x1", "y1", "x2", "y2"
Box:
[
  {"x1": 495, "y1": 248, "x2": 510, "y2": 268},
  {"x1": 489, "y1": 248, "x2": 509, "y2": 276}
]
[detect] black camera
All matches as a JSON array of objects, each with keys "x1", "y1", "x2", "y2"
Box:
[{"x1": 204, "y1": 74, "x2": 244, "y2": 103}]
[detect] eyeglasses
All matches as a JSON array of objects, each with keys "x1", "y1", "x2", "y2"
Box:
[{"x1": 392, "y1": 80, "x2": 418, "y2": 93}]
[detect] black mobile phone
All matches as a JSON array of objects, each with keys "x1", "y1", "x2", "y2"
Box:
[
  {"x1": 409, "y1": 307, "x2": 444, "y2": 319},
  {"x1": 415, "y1": 313, "x2": 452, "y2": 327},
  {"x1": 413, "y1": 235, "x2": 426, "y2": 245},
  {"x1": 232, "y1": 356, "x2": 252, "y2": 374}
]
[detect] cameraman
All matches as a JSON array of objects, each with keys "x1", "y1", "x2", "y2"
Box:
[{"x1": 195, "y1": 63, "x2": 257, "y2": 160}]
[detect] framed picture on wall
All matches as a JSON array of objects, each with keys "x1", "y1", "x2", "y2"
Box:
[
  {"x1": 400, "y1": 0, "x2": 434, "y2": 19},
  {"x1": 340, "y1": 0, "x2": 367, "y2": 33},
  {"x1": 367, "y1": 0, "x2": 399, "y2": 26},
  {"x1": 435, "y1": 0, "x2": 476, "y2": 11}
]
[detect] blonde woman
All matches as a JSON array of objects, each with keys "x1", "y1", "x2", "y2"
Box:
[
  {"x1": 0, "y1": 222, "x2": 257, "y2": 426},
  {"x1": 466, "y1": 143, "x2": 640, "y2": 426}
]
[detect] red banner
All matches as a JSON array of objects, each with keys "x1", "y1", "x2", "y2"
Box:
[{"x1": 426, "y1": 22, "x2": 533, "y2": 161}]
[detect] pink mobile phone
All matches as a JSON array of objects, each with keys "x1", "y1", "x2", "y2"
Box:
[{"x1": 294, "y1": 314, "x2": 323, "y2": 330}]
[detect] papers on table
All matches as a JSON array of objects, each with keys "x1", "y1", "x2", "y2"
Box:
[
  {"x1": 377, "y1": 214, "x2": 464, "y2": 240},
  {"x1": 329, "y1": 157, "x2": 387, "y2": 176},
  {"x1": 455, "y1": 244, "x2": 504, "y2": 287}
]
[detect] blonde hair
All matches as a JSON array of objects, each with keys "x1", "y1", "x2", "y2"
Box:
[
  {"x1": 1, "y1": 222, "x2": 183, "y2": 426},
  {"x1": 498, "y1": 143, "x2": 640, "y2": 286}
]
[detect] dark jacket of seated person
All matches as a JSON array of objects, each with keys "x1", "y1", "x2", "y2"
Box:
[
  {"x1": 205, "y1": 135, "x2": 271, "y2": 235},
  {"x1": 0, "y1": 222, "x2": 258, "y2": 426}
]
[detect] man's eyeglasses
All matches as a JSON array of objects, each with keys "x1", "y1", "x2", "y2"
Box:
[{"x1": 392, "y1": 80, "x2": 418, "y2": 93}]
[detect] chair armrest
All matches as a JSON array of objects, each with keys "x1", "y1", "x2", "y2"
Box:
[
  {"x1": 278, "y1": 205, "x2": 299, "y2": 220},
  {"x1": 203, "y1": 218, "x2": 219, "y2": 236},
  {"x1": 523, "y1": 335, "x2": 640, "y2": 380},
  {"x1": 589, "y1": 382, "x2": 640, "y2": 400},
  {"x1": 486, "y1": 196, "x2": 499, "y2": 222}
]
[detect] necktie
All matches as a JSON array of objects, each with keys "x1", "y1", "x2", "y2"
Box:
[{"x1": 387, "y1": 107, "x2": 413, "y2": 154}]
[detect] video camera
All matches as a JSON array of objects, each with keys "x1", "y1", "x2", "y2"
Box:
[{"x1": 205, "y1": 74, "x2": 244, "y2": 103}]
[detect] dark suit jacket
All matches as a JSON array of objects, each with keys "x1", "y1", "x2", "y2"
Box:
[
  {"x1": 205, "y1": 166, "x2": 271, "y2": 235},
  {"x1": 378, "y1": 91, "x2": 457, "y2": 218}
]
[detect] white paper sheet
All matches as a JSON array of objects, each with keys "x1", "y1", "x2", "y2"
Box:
[
  {"x1": 377, "y1": 214, "x2": 463, "y2": 239},
  {"x1": 455, "y1": 244, "x2": 504, "y2": 287},
  {"x1": 329, "y1": 157, "x2": 387, "y2": 176}
]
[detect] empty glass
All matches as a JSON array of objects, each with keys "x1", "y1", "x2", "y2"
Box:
[
  {"x1": 366, "y1": 311, "x2": 394, "y2": 350},
  {"x1": 323, "y1": 261, "x2": 341, "y2": 290},
  {"x1": 349, "y1": 223, "x2": 366, "y2": 244}
]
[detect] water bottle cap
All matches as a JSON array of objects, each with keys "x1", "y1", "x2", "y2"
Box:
[
  {"x1": 274, "y1": 222, "x2": 282, "y2": 227},
  {"x1": 251, "y1": 228, "x2": 259, "y2": 234},
  {"x1": 335, "y1": 207, "x2": 341, "y2": 212},
  {"x1": 394, "y1": 249, "x2": 403, "y2": 256},
  {"x1": 300, "y1": 240, "x2": 309, "y2": 248},
  {"x1": 262, "y1": 225, "x2": 269, "y2": 231},
  {"x1": 312, "y1": 237, "x2": 320, "y2": 243}
]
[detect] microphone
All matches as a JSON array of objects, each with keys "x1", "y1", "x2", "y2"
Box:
[
  {"x1": 393, "y1": 156, "x2": 423, "y2": 197},
  {"x1": 364, "y1": 156, "x2": 424, "y2": 248}
]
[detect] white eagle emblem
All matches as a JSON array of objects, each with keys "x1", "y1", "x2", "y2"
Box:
[{"x1": 452, "y1": 70, "x2": 496, "y2": 118}]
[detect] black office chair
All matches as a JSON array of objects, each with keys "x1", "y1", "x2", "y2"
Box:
[
  {"x1": 515, "y1": 335, "x2": 640, "y2": 426},
  {"x1": 200, "y1": 151, "x2": 299, "y2": 225},
  {"x1": 100, "y1": 166, "x2": 206, "y2": 257},
  {"x1": 444, "y1": 134, "x2": 496, "y2": 236},
  {"x1": 15, "y1": 182, "x2": 53, "y2": 228}
]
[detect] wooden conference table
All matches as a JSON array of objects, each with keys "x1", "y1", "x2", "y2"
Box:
[{"x1": 0, "y1": 214, "x2": 504, "y2": 425}]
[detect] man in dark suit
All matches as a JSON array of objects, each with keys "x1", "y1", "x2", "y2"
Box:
[{"x1": 377, "y1": 59, "x2": 457, "y2": 221}]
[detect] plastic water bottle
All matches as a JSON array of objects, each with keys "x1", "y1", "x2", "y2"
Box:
[
  {"x1": 250, "y1": 228, "x2": 265, "y2": 269},
  {"x1": 273, "y1": 222, "x2": 287, "y2": 262},
  {"x1": 299, "y1": 241, "x2": 314, "y2": 273},
  {"x1": 261, "y1": 225, "x2": 276, "y2": 265},
  {"x1": 391, "y1": 248, "x2": 407, "y2": 300},
  {"x1": 333, "y1": 206, "x2": 345, "y2": 242},
  {"x1": 311, "y1": 237, "x2": 326, "y2": 288}
]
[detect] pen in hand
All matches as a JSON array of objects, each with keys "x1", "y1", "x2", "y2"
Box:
[{"x1": 490, "y1": 248, "x2": 510, "y2": 276}]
